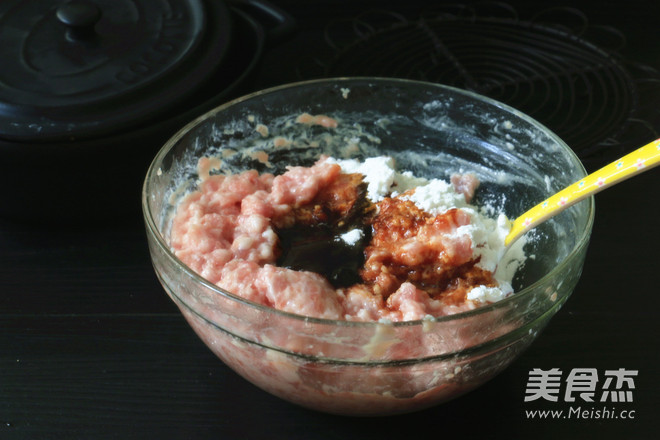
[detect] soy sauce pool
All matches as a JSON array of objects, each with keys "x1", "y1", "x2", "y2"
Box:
[
  {"x1": 275, "y1": 172, "x2": 374, "y2": 288},
  {"x1": 276, "y1": 223, "x2": 372, "y2": 288}
]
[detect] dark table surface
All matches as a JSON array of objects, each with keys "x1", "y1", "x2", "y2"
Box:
[{"x1": 2, "y1": 1, "x2": 659, "y2": 439}]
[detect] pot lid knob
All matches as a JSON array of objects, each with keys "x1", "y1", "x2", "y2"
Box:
[
  {"x1": 56, "y1": 1, "x2": 101, "y2": 28},
  {"x1": 56, "y1": 1, "x2": 102, "y2": 40}
]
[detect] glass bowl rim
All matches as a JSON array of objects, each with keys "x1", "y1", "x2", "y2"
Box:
[{"x1": 142, "y1": 76, "x2": 595, "y2": 329}]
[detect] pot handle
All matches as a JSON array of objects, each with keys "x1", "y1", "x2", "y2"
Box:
[{"x1": 229, "y1": 0, "x2": 296, "y2": 43}]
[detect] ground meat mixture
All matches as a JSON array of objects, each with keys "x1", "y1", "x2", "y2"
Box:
[{"x1": 171, "y1": 156, "x2": 510, "y2": 322}]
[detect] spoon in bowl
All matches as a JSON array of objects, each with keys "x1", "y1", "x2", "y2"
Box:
[{"x1": 504, "y1": 137, "x2": 660, "y2": 247}]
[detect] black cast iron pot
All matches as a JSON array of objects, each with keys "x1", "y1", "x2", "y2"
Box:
[{"x1": 0, "y1": 0, "x2": 293, "y2": 225}]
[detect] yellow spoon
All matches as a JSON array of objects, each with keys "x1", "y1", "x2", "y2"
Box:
[{"x1": 505, "y1": 137, "x2": 660, "y2": 247}]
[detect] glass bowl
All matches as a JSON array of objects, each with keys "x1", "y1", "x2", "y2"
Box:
[{"x1": 142, "y1": 78, "x2": 594, "y2": 416}]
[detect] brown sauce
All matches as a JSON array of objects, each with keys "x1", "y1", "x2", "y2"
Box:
[
  {"x1": 276, "y1": 173, "x2": 374, "y2": 288},
  {"x1": 276, "y1": 172, "x2": 495, "y2": 301},
  {"x1": 363, "y1": 198, "x2": 497, "y2": 301}
]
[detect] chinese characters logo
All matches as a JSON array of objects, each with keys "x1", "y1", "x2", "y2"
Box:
[{"x1": 525, "y1": 368, "x2": 638, "y2": 403}]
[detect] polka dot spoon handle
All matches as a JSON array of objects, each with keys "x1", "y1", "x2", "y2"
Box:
[{"x1": 505, "y1": 138, "x2": 660, "y2": 247}]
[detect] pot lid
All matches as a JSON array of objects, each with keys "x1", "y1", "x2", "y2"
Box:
[{"x1": 0, "y1": 0, "x2": 232, "y2": 142}]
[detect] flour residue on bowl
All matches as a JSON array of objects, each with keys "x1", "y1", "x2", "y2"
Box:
[{"x1": 162, "y1": 104, "x2": 581, "y2": 322}]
